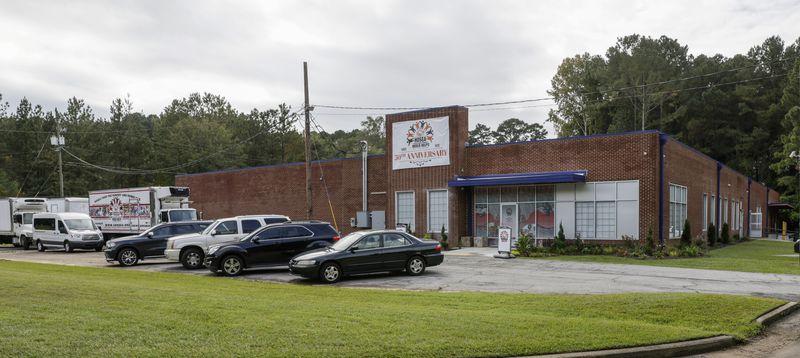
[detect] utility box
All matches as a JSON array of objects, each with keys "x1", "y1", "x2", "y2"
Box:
[
  {"x1": 371, "y1": 211, "x2": 386, "y2": 230},
  {"x1": 355, "y1": 211, "x2": 371, "y2": 228}
]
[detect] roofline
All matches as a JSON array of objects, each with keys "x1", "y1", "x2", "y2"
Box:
[
  {"x1": 385, "y1": 105, "x2": 468, "y2": 117},
  {"x1": 466, "y1": 130, "x2": 660, "y2": 149},
  {"x1": 176, "y1": 154, "x2": 386, "y2": 178}
]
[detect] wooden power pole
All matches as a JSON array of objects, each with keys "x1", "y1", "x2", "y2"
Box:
[{"x1": 303, "y1": 62, "x2": 313, "y2": 220}]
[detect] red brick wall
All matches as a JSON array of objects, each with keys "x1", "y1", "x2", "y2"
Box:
[
  {"x1": 385, "y1": 107, "x2": 469, "y2": 242},
  {"x1": 465, "y1": 132, "x2": 660, "y2": 240},
  {"x1": 175, "y1": 155, "x2": 387, "y2": 235}
]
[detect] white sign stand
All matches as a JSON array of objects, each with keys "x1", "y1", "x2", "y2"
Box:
[{"x1": 493, "y1": 226, "x2": 514, "y2": 259}]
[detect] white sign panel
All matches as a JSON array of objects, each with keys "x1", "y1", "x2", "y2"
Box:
[
  {"x1": 392, "y1": 116, "x2": 450, "y2": 170},
  {"x1": 89, "y1": 190, "x2": 152, "y2": 233},
  {"x1": 498, "y1": 227, "x2": 512, "y2": 253}
]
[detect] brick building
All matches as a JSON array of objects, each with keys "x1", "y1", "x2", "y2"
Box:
[{"x1": 176, "y1": 106, "x2": 781, "y2": 246}]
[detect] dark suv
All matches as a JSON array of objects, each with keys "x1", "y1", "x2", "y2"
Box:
[
  {"x1": 105, "y1": 221, "x2": 212, "y2": 266},
  {"x1": 205, "y1": 221, "x2": 340, "y2": 276}
]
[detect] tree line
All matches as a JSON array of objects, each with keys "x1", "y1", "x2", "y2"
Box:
[
  {"x1": 547, "y1": 34, "x2": 800, "y2": 219},
  {"x1": 0, "y1": 93, "x2": 386, "y2": 197}
]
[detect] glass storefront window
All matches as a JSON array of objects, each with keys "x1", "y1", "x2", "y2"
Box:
[
  {"x1": 475, "y1": 204, "x2": 488, "y2": 237},
  {"x1": 475, "y1": 187, "x2": 488, "y2": 204},
  {"x1": 488, "y1": 188, "x2": 501, "y2": 203},
  {"x1": 536, "y1": 185, "x2": 555, "y2": 201},
  {"x1": 536, "y1": 202, "x2": 555, "y2": 238},
  {"x1": 501, "y1": 187, "x2": 517, "y2": 202},
  {"x1": 487, "y1": 204, "x2": 500, "y2": 238},
  {"x1": 519, "y1": 203, "x2": 537, "y2": 237},
  {"x1": 518, "y1": 186, "x2": 536, "y2": 202}
]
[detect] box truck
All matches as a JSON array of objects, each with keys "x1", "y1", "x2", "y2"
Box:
[
  {"x1": 47, "y1": 197, "x2": 89, "y2": 214},
  {"x1": 88, "y1": 187, "x2": 197, "y2": 237},
  {"x1": 0, "y1": 197, "x2": 48, "y2": 248}
]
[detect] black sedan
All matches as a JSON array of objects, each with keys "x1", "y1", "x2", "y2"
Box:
[
  {"x1": 205, "y1": 221, "x2": 340, "y2": 276},
  {"x1": 288, "y1": 230, "x2": 443, "y2": 283},
  {"x1": 104, "y1": 221, "x2": 212, "y2": 266}
]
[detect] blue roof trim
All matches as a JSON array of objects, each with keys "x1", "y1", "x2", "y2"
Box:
[
  {"x1": 466, "y1": 130, "x2": 660, "y2": 149},
  {"x1": 448, "y1": 170, "x2": 588, "y2": 187},
  {"x1": 175, "y1": 153, "x2": 386, "y2": 177}
]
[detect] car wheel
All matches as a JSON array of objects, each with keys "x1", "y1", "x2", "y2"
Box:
[
  {"x1": 21, "y1": 236, "x2": 30, "y2": 250},
  {"x1": 181, "y1": 247, "x2": 204, "y2": 269},
  {"x1": 36, "y1": 240, "x2": 45, "y2": 252},
  {"x1": 319, "y1": 262, "x2": 341, "y2": 283},
  {"x1": 406, "y1": 256, "x2": 426, "y2": 276},
  {"x1": 118, "y1": 248, "x2": 139, "y2": 266},
  {"x1": 64, "y1": 241, "x2": 73, "y2": 253},
  {"x1": 221, "y1": 255, "x2": 244, "y2": 276}
]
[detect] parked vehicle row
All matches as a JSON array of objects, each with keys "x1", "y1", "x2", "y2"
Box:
[{"x1": 15, "y1": 210, "x2": 444, "y2": 283}]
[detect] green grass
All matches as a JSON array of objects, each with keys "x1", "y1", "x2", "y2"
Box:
[
  {"x1": 0, "y1": 261, "x2": 785, "y2": 357},
  {"x1": 536, "y1": 240, "x2": 800, "y2": 275}
]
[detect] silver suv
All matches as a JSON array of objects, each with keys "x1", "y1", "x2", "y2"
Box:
[{"x1": 164, "y1": 215, "x2": 289, "y2": 269}]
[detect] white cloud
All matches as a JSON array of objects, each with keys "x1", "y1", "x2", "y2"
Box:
[{"x1": 0, "y1": 0, "x2": 798, "y2": 137}]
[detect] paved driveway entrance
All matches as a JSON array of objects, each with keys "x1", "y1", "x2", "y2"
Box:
[{"x1": 1, "y1": 247, "x2": 798, "y2": 300}]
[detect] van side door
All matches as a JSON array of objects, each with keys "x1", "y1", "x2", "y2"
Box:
[{"x1": 56, "y1": 220, "x2": 70, "y2": 244}]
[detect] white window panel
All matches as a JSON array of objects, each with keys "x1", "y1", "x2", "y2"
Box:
[
  {"x1": 595, "y1": 201, "x2": 616, "y2": 238},
  {"x1": 428, "y1": 190, "x2": 448, "y2": 233},
  {"x1": 396, "y1": 192, "x2": 415, "y2": 229},
  {"x1": 575, "y1": 202, "x2": 595, "y2": 238}
]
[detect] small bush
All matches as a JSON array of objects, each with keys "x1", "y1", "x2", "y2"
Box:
[
  {"x1": 573, "y1": 233, "x2": 584, "y2": 251},
  {"x1": 644, "y1": 228, "x2": 655, "y2": 256},
  {"x1": 733, "y1": 233, "x2": 741, "y2": 242},
  {"x1": 707, "y1": 222, "x2": 717, "y2": 247},
  {"x1": 680, "y1": 219, "x2": 692, "y2": 247},
  {"x1": 553, "y1": 223, "x2": 567, "y2": 251},
  {"x1": 516, "y1": 234, "x2": 533, "y2": 257},
  {"x1": 720, "y1": 223, "x2": 730, "y2": 245},
  {"x1": 602, "y1": 246, "x2": 615, "y2": 255},
  {"x1": 681, "y1": 245, "x2": 700, "y2": 257},
  {"x1": 668, "y1": 248, "x2": 680, "y2": 257},
  {"x1": 423, "y1": 233, "x2": 432, "y2": 241}
]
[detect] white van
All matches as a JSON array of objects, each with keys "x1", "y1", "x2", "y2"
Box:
[{"x1": 32, "y1": 213, "x2": 104, "y2": 252}]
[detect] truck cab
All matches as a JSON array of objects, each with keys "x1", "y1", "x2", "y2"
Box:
[
  {"x1": 12, "y1": 212, "x2": 36, "y2": 249},
  {"x1": 158, "y1": 209, "x2": 198, "y2": 223}
]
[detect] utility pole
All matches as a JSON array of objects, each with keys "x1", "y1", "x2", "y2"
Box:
[
  {"x1": 50, "y1": 121, "x2": 65, "y2": 197},
  {"x1": 303, "y1": 61, "x2": 313, "y2": 220},
  {"x1": 641, "y1": 84, "x2": 646, "y2": 131}
]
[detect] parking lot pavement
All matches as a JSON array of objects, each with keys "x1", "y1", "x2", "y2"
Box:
[{"x1": 1, "y1": 246, "x2": 799, "y2": 300}]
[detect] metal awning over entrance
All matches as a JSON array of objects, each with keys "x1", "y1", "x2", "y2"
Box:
[
  {"x1": 768, "y1": 202, "x2": 795, "y2": 210},
  {"x1": 448, "y1": 170, "x2": 588, "y2": 187}
]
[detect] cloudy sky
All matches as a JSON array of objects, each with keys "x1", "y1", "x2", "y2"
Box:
[{"x1": 1, "y1": 0, "x2": 798, "y2": 136}]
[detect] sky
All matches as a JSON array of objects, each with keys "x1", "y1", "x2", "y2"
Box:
[{"x1": 1, "y1": 0, "x2": 799, "y2": 136}]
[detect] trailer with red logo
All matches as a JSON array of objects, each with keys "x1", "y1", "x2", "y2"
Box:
[{"x1": 88, "y1": 187, "x2": 197, "y2": 237}]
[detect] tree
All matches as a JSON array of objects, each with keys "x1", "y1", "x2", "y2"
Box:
[
  {"x1": 547, "y1": 52, "x2": 608, "y2": 136},
  {"x1": 492, "y1": 118, "x2": 547, "y2": 144},
  {"x1": 468, "y1": 123, "x2": 494, "y2": 145}
]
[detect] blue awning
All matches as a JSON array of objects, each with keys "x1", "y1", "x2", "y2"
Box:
[{"x1": 448, "y1": 170, "x2": 587, "y2": 187}]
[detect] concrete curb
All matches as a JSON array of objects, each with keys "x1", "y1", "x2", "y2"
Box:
[
  {"x1": 520, "y1": 302, "x2": 799, "y2": 358},
  {"x1": 755, "y1": 301, "x2": 799, "y2": 326}
]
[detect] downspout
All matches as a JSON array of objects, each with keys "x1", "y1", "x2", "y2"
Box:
[
  {"x1": 716, "y1": 162, "x2": 721, "y2": 237},
  {"x1": 765, "y1": 188, "x2": 770, "y2": 238},
  {"x1": 360, "y1": 141, "x2": 368, "y2": 212},
  {"x1": 658, "y1": 134, "x2": 667, "y2": 245},
  {"x1": 747, "y1": 178, "x2": 751, "y2": 238},
  {"x1": 467, "y1": 188, "x2": 473, "y2": 237}
]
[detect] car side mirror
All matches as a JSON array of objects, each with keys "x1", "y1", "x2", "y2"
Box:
[
  {"x1": 252, "y1": 237, "x2": 260, "y2": 244},
  {"x1": 349, "y1": 246, "x2": 359, "y2": 253},
  {"x1": 147, "y1": 232, "x2": 154, "y2": 238},
  {"x1": 210, "y1": 230, "x2": 218, "y2": 236}
]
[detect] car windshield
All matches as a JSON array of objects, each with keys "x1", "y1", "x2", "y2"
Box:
[
  {"x1": 23, "y1": 213, "x2": 33, "y2": 224},
  {"x1": 64, "y1": 219, "x2": 95, "y2": 231},
  {"x1": 169, "y1": 210, "x2": 197, "y2": 222},
  {"x1": 330, "y1": 232, "x2": 366, "y2": 251}
]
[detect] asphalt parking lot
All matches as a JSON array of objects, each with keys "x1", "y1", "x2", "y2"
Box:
[{"x1": 1, "y1": 246, "x2": 799, "y2": 301}]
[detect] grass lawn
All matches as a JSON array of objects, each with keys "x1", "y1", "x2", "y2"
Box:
[
  {"x1": 535, "y1": 240, "x2": 800, "y2": 275},
  {"x1": 0, "y1": 261, "x2": 785, "y2": 357}
]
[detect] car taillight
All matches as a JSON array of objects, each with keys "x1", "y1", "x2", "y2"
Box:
[
  {"x1": 332, "y1": 235, "x2": 340, "y2": 241},
  {"x1": 435, "y1": 244, "x2": 442, "y2": 252}
]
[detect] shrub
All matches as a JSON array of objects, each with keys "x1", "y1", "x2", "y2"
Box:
[
  {"x1": 707, "y1": 222, "x2": 717, "y2": 247},
  {"x1": 573, "y1": 233, "x2": 584, "y2": 251},
  {"x1": 680, "y1": 219, "x2": 692, "y2": 247},
  {"x1": 553, "y1": 223, "x2": 567, "y2": 251},
  {"x1": 516, "y1": 234, "x2": 533, "y2": 257},
  {"x1": 668, "y1": 248, "x2": 680, "y2": 257},
  {"x1": 423, "y1": 233, "x2": 432, "y2": 241},
  {"x1": 720, "y1": 223, "x2": 730, "y2": 245},
  {"x1": 621, "y1": 235, "x2": 636, "y2": 249},
  {"x1": 644, "y1": 228, "x2": 655, "y2": 256},
  {"x1": 733, "y1": 233, "x2": 741, "y2": 242},
  {"x1": 602, "y1": 246, "x2": 615, "y2": 255},
  {"x1": 681, "y1": 245, "x2": 700, "y2": 257}
]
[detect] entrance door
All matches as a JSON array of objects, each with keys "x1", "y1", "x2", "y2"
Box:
[
  {"x1": 500, "y1": 204, "x2": 518, "y2": 246},
  {"x1": 750, "y1": 211, "x2": 762, "y2": 237}
]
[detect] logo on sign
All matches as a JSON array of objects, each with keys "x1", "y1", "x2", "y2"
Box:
[{"x1": 406, "y1": 120, "x2": 434, "y2": 148}]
